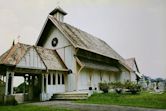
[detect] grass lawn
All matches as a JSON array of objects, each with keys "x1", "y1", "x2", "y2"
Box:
[
  {"x1": 76, "y1": 92, "x2": 166, "y2": 109},
  {"x1": 0, "y1": 104, "x2": 77, "y2": 111}
]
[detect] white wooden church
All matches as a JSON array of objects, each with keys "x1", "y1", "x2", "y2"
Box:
[{"x1": 0, "y1": 7, "x2": 141, "y2": 102}]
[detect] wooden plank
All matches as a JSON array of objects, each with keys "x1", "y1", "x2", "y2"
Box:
[{"x1": 14, "y1": 67, "x2": 45, "y2": 74}]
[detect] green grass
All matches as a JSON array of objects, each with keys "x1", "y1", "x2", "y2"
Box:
[
  {"x1": 76, "y1": 92, "x2": 166, "y2": 109},
  {"x1": 0, "y1": 104, "x2": 76, "y2": 111}
]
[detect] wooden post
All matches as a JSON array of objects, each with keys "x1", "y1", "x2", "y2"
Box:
[
  {"x1": 23, "y1": 76, "x2": 26, "y2": 94},
  {"x1": 42, "y1": 74, "x2": 44, "y2": 93},
  {"x1": 10, "y1": 72, "x2": 14, "y2": 95},
  {"x1": 5, "y1": 71, "x2": 9, "y2": 95},
  {"x1": 56, "y1": 72, "x2": 58, "y2": 85},
  {"x1": 45, "y1": 74, "x2": 48, "y2": 93},
  {"x1": 50, "y1": 73, "x2": 53, "y2": 85}
]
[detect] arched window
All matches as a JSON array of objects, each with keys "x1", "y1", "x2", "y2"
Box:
[
  {"x1": 62, "y1": 74, "x2": 65, "y2": 84},
  {"x1": 48, "y1": 74, "x2": 51, "y2": 85},
  {"x1": 58, "y1": 74, "x2": 60, "y2": 84},
  {"x1": 53, "y1": 74, "x2": 56, "y2": 85}
]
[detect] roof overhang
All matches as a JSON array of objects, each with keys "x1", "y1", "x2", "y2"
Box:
[
  {"x1": 77, "y1": 57, "x2": 120, "y2": 72},
  {"x1": 118, "y1": 60, "x2": 133, "y2": 72}
]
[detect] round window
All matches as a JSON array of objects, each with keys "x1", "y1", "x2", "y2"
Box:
[{"x1": 52, "y1": 38, "x2": 58, "y2": 47}]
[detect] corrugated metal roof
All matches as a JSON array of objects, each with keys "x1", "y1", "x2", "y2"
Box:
[{"x1": 0, "y1": 43, "x2": 67, "y2": 71}]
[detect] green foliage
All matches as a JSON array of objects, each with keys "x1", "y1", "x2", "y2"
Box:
[
  {"x1": 99, "y1": 82, "x2": 109, "y2": 93},
  {"x1": 109, "y1": 82, "x2": 124, "y2": 89},
  {"x1": 15, "y1": 82, "x2": 28, "y2": 93},
  {"x1": 77, "y1": 92, "x2": 166, "y2": 109},
  {"x1": 109, "y1": 82, "x2": 124, "y2": 94},
  {"x1": 0, "y1": 80, "x2": 5, "y2": 86},
  {"x1": 108, "y1": 81, "x2": 141, "y2": 94},
  {"x1": 4, "y1": 96, "x2": 18, "y2": 105},
  {"x1": 0, "y1": 80, "x2": 5, "y2": 95},
  {"x1": 124, "y1": 81, "x2": 141, "y2": 94}
]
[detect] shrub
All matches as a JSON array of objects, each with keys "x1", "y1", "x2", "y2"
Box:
[
  {"x1": 110, "y1": 82, "x2": 124, "y2": 94},
  {"x1": 99, "y1": 82, "x2": 109, "y2": 93},
  {"x1": 99, "y1": 81, "x2": 141, "y2": 94},
  {"x1": 124, "y1": 81, "x2": 141, "y2": 94},
  {"x1": 110, "y1": 82, "x2": 124, "y2": 88}
]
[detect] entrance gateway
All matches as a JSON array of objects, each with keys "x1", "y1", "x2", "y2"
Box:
[{"x1": 0, "y1": 43, "x2": 68, "y2": 102}]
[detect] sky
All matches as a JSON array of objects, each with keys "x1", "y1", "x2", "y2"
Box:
[{"x1": 0, "y1": 0, "x2": 165, "y2": 86}]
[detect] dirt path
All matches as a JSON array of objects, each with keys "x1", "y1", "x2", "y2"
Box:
[{"x1": 29, "y1": 101, "x2": 166, "y2": 111}]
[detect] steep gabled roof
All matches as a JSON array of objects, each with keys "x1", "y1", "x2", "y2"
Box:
[
  {"x1": 0, "y1": 43, "x2": 29, "y2": 65},
  {"x1": 0, "y1": 43, "x2": 67, "y2": 71},
  {"x1": 37, "y1": 15, "x2": 124, "y2": 61},
  {"x1": 61, "y1": 22, "x2": 125, "y2": 61},
  {"x1": 35, "y1": 46, "x2": 67, "y2": 71}
]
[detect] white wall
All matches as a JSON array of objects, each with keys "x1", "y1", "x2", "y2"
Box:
[
  {"x1": 78, "y1": 68, "x2": 90, "y2": 90},
  {"x1": 131, "y1": 72, "x2": 137, "y2": 82},
  {"x1": 47, "y1": 72, "x2": 66, "y2": 99},
  {"x1": 78, "y1": 68, "x2": 121, "y2": 91},
  {"x1": 43, "y1": 26, "x2": 76, "y2": 91},
  {"x1": 91, "y1": 70, "x2": 100, "y2": 90},
  {"x1": 120, "y1": 68, "x2": 131, "y2": 83},
  {"x1": 17, "y1": 47, "x2": 45, "y2": 69}
]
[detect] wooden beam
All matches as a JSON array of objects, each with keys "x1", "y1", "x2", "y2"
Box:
[{"x1": 14, "y1": 67, "x2": 45, "y2": 74}]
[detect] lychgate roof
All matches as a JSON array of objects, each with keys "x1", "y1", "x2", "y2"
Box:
[
  {"x1": 0, "y1": 43, "x2": 67, "y2": 71},
  {"x1": 0, "y1": 43, "x2": 29, "y2": 65}
]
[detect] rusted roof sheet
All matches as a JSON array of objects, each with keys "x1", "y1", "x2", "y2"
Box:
[
  {"x1": 0, "y1": 43, "x2": 67, "y2": 71},
  {"x1": 0, "y1": 43, "x2": 29, "y2": 65}
]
